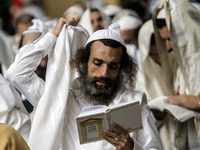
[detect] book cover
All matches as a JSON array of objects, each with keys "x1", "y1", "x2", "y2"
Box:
[{"x1": 76, "y1": 100, "x2": 143, "y2": 144}]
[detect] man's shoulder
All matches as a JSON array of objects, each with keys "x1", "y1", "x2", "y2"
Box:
[
  {"x1": 121, "y1": 88, "x2": 147, "y2": 104},
  {"x1": 123, "y1": 88, "x2": 145, "y2": 97}
]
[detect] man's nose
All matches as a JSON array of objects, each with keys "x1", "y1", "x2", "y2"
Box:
[{"x1": 100, "y1": 65, "x2": 109, "y2": 77}]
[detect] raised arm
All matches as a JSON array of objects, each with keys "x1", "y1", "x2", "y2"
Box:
[{"x1": 6, "y1": 17, "x2": 76, "y2": 107}]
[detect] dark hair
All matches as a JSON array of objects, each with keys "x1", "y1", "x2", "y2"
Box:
[
  {"x1": 72, "y1": 39, "x2": 138, "y2": 89},
  {"x1": 19, "y1": 35, "x2": 24, "y2": 49},
  {"x1": 90, "y1": 8, "x2": 99, "y2": 13},
  {"x1": 15, "y1": 14, "x2": 34, "y2": 28},
  {"x1": 150, "y1": 33, "x2": 156, "y2": 45},
  {"x1": 155, "y1": 19, "x2": 166, "y2": 29}
]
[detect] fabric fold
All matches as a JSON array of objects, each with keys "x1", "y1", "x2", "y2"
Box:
[{"x1": 28, "y1": 24, "x2": 89, "y2": 150}]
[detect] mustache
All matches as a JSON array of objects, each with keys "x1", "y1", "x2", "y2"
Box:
[{"x1": 92, "y1": 77, "x2": 112, "y2": 84}]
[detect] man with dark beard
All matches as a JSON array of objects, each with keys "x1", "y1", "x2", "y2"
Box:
[
  {"x1": 7, "y1": 17, "x2": 163, "y2": 150},
  {"x1": 76, "y1": 38, "x2": 133, "y2": 106}
]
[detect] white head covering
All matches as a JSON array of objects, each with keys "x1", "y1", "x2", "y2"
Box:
[
  {"x1": 22, "y1": 19, "x2": 57, "y2": 35},
  {"x1": 28, "y1": 24, "x2": 90, "y2": 150},
  {"x1": 117, "y1": 15, "x2": 143, "y2": 31},
  {"x1": 79, "y1": 8, "x2": 111, "y2": 36},
  {"x1": 112, "y1": 9, "x2": 141, "y2": 22},
  {"x1": 63, "y1": 5, "x2": 84, "y2": 22},
  {"x1": 102, "y1": 4, "x2": 122, "y2": 18},
  {"x1": 21, "y1": 5, "x2": 46, "y2": 21},
  {"x1": 157, "y1": 8, "x2": 166, "y2": 19},
  {"x1": 22, "y1": 19, "x2": 48, "y2": 35},
  {"x1": 136, "y1": 19, "x2": 169, "y2": 100},
  {"x1": 148, "y1": 0, "x2": 163, "y2": 15},
  {"x1": 85, "y1": 22, "x2": 126, "y2": 49}
]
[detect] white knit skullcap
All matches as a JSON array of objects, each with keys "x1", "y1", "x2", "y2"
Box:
[
  {"x1": 22, "y1": 19, "x2": 48, "y2": 35},
  {"x1": 157, "y1": 8, "x2": 166, "y2": 19},
  {"x1": 102, "y1": 5, "x2": 122, "y2": 17},
  {"x1": 85, "y1": 22, "x2": 126, "y2": 49},
  {"x1": 117, "y1": 15, "x2": 142, "y2": 30}
]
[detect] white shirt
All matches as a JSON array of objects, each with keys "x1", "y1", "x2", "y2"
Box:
[
  {"x1": 7, "y1": 31, "x2": 163, "y2": 150},
  {"x1": 0, "y1": 30, "x2": 15, "y2": 76},
  {"x1": 0, "y1": 74, "x2": 31, "y2": 142}
]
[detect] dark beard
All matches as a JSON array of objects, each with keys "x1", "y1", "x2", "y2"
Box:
[{"x1": 79, "y1": 70, "x2": 122, "y2": 106}]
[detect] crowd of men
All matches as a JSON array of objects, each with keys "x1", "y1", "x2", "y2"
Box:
[{"x1": 0, "y1": 0, "x2": 200, "y2": 149}]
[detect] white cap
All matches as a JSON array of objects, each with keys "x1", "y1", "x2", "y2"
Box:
[
  {"x1": 63, "y1": 5, "x2": 84, "y2": 21},
  {"x1": 102, "y1": 5, "x2": 122, "y2": 17},
  {"x1": 157, "y1": 8, "x2": 166, "y2": 19},
  {"x1": 117, "y1": 15, "x2": 142, "y2": 30},
  {"x1": 85, "y1": 22, "x2": 126, "y2": 49},
  {"x1": 22, "y1": 19, "x2": 48, "y2": 35}
]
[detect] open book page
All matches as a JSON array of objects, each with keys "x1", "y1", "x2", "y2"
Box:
[
  {"x1": 76, "y1": 100, "x2": 142, "y2": 144},
  {"x1": 148, "y1": 96, "x2": 169, "y2": 112},
  {"x1": 80, "y1": 105, "x2": 108, "y2": 117},
  {"x1": 164, "y1": 104, "x2": 195, "y2": 122},
  {"x1": 108, "y1": 101, "x2": 143, "y2": 133},
  {"x1": 148, "y1": 96, "x2": 195, "y2": 122}
]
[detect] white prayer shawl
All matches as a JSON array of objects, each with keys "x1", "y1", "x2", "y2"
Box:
[
  {"x1": 79, "y1": 8, "x2": 111, "y2": 36},
  {"x1": 0, "y1": 74, "x2": 31, "y2": 142},
  {"x1": 6, "y1": 24, "x2": 163, "y2": 149},
  {"x1": 152, "y1": 0, "x2": 200, "y2": 149},
  {"x1": 168, "y1": 0, "x2": 200, "y2": 96},
  {"x1": 136, "y1": 19, "x2": 177, "y2": 150},
  {"x1": 60, "y1": 82, "x2": 163, "y2": 150},
  {"x1": 136, "y1": 20, "x2": 170, "y2": 101},
  {"x1": 112, "y1": 9, "x2": 141, "y2": 24},
  {"x1": 168, "y1": 0, "x2": 200, "y2": 146},
  {"x1": 152, "y1": 1, "x2": 177, "y2": 96},
  {"x1": 62, "y1": 5, "x2": 84, "y2": 22},
  {"x1": 0, "y1": 30, "x2": 15, "y2": 76},
  {"x1": 111, "y1": 9, "x2": 142, "y2": 64},
  {"x1": 28, "y1": 25, "x2": 89, "y2": 150},
  {"x1": 101, "y1": 4, "x2": 122, "y2": 18}
]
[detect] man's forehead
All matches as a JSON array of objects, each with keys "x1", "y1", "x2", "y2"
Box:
[
  {"x1": 90, "y1": 41, "x2": 123, "y2": 58},
  {"x1": 90, "y1": 11, "x2": 101, "y2": 18}
]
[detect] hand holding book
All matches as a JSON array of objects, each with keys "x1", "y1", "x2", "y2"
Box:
[
  {"x1": 102, "y1": 123, "x2": 134, "y2": 150},
  {"x1": 76, "y1": 100, "x2": 143, "y2": 144},
  {"x1": 148, "y1": 96, "x2": 196, "y2": 122},
  {"x1": 164, "y1": 95, "x2": 200, "y2": 110}
]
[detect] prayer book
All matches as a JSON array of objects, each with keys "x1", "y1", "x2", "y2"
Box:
[
  {"x1": 148, "y1": 96, "x2": 196, "y2": 123},
  {"x1": 76, "y1": 100, "x2": 143, "y2": 144}
]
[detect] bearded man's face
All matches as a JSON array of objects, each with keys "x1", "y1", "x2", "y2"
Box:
[
  {"x1": 79, "y1": 73, "x2": 122, "y2": 106},
  {"x1": 79, "y1": 41, "x2": 123, "y2": 106}
]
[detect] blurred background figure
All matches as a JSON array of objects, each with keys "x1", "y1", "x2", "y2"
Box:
[
  {"x1": 79, "y1": 7, "x2": 111, "y2": 35},
  {"x1": 0, "y1": 73, "x2": 31, "y2": 143},
  {"x1": 101, "y1": 4, "x2": 122, "y2": 20},
  {"x1": 112, "y1": 9, "x2": 143, "y2": 63},
  {"x1": 0, "y1": 26, "x2": 15, "y2": 76},
  {"x1": 136, "y1": 19, "x2": 168, "y2": 101},
  {"x1": 62, "y1": 1, "x2": 86, "y2": 24},
  {"x1": 11, "y1": 13, "x2": 34, "y2": 53},
  {"x1": 135, "y1": 19, "x2": 172, "y2": 148},
  {"x1": 18, "y1": 18, "x2": 54, "y2": 114}
]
